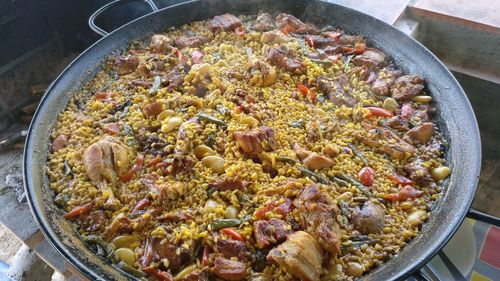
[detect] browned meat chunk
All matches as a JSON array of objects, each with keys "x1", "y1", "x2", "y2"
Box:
[
  {"x1": 372, "y1": 70, "x2": 402, "y2": 96},
  {"x1": 306, "y1": 35, "x2": 336, "y2": 48},
  {"x1": 52, "y1": 135, "x2": 67, "y2": 152},
  {"x1": 260, "y1": 30, "x2": 289, "y2": 44},
  {"x1": 267, "y1": 231, "x2": 323, "y2": 281},
  {"x1": 150, "y1": 238, "x2": 191, "y2": 273},
  {"x1": 275, "y1": 13, "x2": 320, "y2": 34},
  {"x1": 302, "y1": 153, "x2": 334, "y2": 170},
  {"x1": 210, "y1": 13, "x2": 242, "y2": 33},
  {"x1": 137, "y1": 56, "x2": 165, "y2": 78},
  {"x1": 252, "y1": 12, "x2": 275, "y2": 31},
  {"x1": 174, "y1": 35, "x2": 207, "y2": 49},
  {"x1": 316, "y1": 75, "x2": 356, "y2": 107},
  {"x1": 403, "y1": 122, "x2": 434, "y2": 145},
  {"x1": 391, "y1": 75, "x2": 425, "y2": 101},
  {"x1": 352, "y1": 200, "x2": 385, "y2": 234},
  {"x1": 384, "y1": 116, "x2": 410, "y2": 132},
  {"x1": 81, "y1": 210, "x2": 105, "y2": 232},
  {"x1": 254, "y1": 218, "x2": 288, "y2": 249},
  {"x1": 339, "y1": 34, "x2": 364, "y2": 45},
  {"x1": 266, "y1": 47, "x2": 305, "y2": 74},
  {"x1": 214, "y1": 257, "x2": 246, "y2": 280},
  {"x1": 294, "y1": 184, "x2": 341, "y2": 254},
  {"x1": 149, "y1": 34, "x2": 171, "y2": 53},
  {"x1": 355, "y1": 124, "x2": 416, "y2": 160},
  {"x1": 234, "y1": 126, "x2": 276, "y2": 154},
  {"x1": 114, "y1": 55, "x2": 138, "y2": 75},
  {"x1": 142, "y1": 101, "x2": 163, "y2": 118},
  {"x1": 209, "y1": 176, "x2": 244, "y2": 191},
  {"x1": 413, "y1": 103, "x2": 433, "y2": 122},
  {"x1": 180, "y1": 268, "x2": 210, "y2": 281},
  {"x1": 293, "y1": 143, "x2": 312, "y2": 160},
  {"x1": 352, "y1": 48, "x2": 386, "y2": 70},
  {"x1": 216, "y1": 238, "x2": 246, "y2": 260},
  {"x1": 162, "y1": 64, "x2": 187, "y2": 90},
  {"x1": 323, "y1": 45, "x2": 343, "y2": 54},
  {"x1": 402, "y1": 159, "x2": 431, "y2": 185}
]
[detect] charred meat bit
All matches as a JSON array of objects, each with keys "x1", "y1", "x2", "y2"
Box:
[
  {"x1": 316, "y1": 75, "x2": 356, "y2": 107},
  {"x1": 149, "y1": 34, "x2": 171, "y2": 53},
  {"x1": 352, "y1": 48, "x2": 386, "y2": 70},
  {"x1": 210, "y1": 14, "x2": 242, "y2": 33},
  {"x1": 372, "y1": 70, "x2": 402, "y2": 96},
  {"x1": 174, "y1": 35, "x2": 207, "y2": 49},
  {"x1": 215, "y1": 238, "x2": 246, "y2": 260},
  {"x1": 253, "y1": 13, "x2": 275, "y2": 31},
  {"x1": 352, "y1": 200, "x2": 385, "y2": 234},
  {"x1": 209, "y1": 176, "x2": 244, "y2": 191},
  {"x1": 253, "y1": 218, "x2": 288, "y2": 249},
  {"x1": 391, "y1": 75, "x2": 425, "y2": 101},
  {"x1": 267, "y1": 231, "x2": 323, "y2": 281},
  {"x1": 214, "y1": 257, "x2": 246, "y2": 281},
  {"x1": 114, "y1": 55, "x2": 139, "y2": 75},
  {"x1": 234, "y1": 126, "x2": 276, "y2": 154},
  {"x1": 275, "y1": 13, "x2": 320, "y2": 34},
  {"x1": 403, "y1": 122, "x2": 435, "y2": 145}
]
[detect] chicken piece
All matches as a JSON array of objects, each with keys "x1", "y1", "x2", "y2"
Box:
[
  {"x1": 149, "y1": 34, "x2": 171, "y2": 53},
  {"x1": 316, "y1": 75, "x2": 356, "y2": 107},
  {"x1": 266, "y1": 47, "x2": 305, "y2": 74},
  {"x1": 210, "y1": 13, "x2": 242, "y2": 33},
  {"x1": 303, "y1": 153, "x2": 334, "y2": 170},
  {"x1": 293, "y1": 143, "x2": 311, "y2": 160},
  {"x1": 403, "y1": 122, "x2": 434, "y2": 145},
  {"x1": 352, "y1": 48, "x2": 386, "y2": 70},
  {"x1": 234, "y1": 126, "x2": 276, "y2": 154},
  {"x1": 294, "y1": 184, "x2": 341, "y2": 254},
  {"x1": 174, "y1": 35, "x2": 206, "y2": 49},
  {"x1": 267, "y1": 231, "x2": 323, "y2": 281},
  {"x1": 215, "y1": 238, "x2": 246, "y2": 260},
  {"x1": 383, "y1": 116, "x2": 409, "y2": 132},
  {"x1": 214, "y1": 257, "x2": 246, "y2": 281},
  {"x1": 142, "y1": 101, "x2": 164, "y2": 118},
  {"x1": 260, "y1": 30, "x2": 290, "y2": 44},
  {"x1": 208, "y1": 176, "x2": 244, "y2": 191},
  {"x1": 52, "y1": 135, "x2": 67, "y2": 152},
  {"x1": 372, "y1": 70, "x2": 402, "y2": 96},
  {"x1": 275, "y1": 13, "x2": 320, "y2": 34},
  {"x1": 248, "y1": 60, "x2": 277, "y2": 87},
  {"x1": 391, "y1": 75, "x2": 425, "y2": 101},
  {"x1": 83, "y1": 138, "x2": 130, "y2": 183},
  {"x1": 252, "y1": 12, "x2": 275, "y2": 31},
  {"x1": 352, "y1": 200, "x2": 385, "y2": 234},
  {"x1": 114, "y1": 55, "x2": 139, "y2": 75},
  {"x1": 254, "y1": 219, "x2": 288, "y2": 249},
  {"x1": 355, "y1": 125, "x2": 416, "y2": 160}
]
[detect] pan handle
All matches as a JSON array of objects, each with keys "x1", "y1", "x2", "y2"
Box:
[
  {"x1": 467, "y1": 208, "x2": 500, "y2": 227},
  {"x1": 88, "y1": 0, "x2": 159, "y2": 37}
]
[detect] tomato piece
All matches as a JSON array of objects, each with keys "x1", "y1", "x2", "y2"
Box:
[
  {"x1": 132, "y1": 198, "x2": 152, "y2": 213},
  {"x1": 63, "y1": 202, "x2": 93, "y2": 219},
  {"x1": 235, "y1": 26, "x2": 246, "y2": 36},
  {"x1": 254, "y1": 203, "x2": 274, "y2": 220},
  {"x1": 323, "y1": 31, "x2": 341, "y2": 41},
  {"x1": 354, "y1": 42, "x2": 366, "y2": 54},
  {"x1": 120, "y1": 154, "x2": 145, "y2": 182},
  {"x1": 191, "y1": 50, "x2": 203, "y2": 64},
  {"x1": 384, "y1": 185, "x2": 423, "y2": 203},
  {"x1": 366, "y1": 107, "x2": 394, "y2": 118},
  {"x1": 101, "y1": 123, "x2": 120, "y2": 135},
  {"x1": 202, "y1": 246, "x2": 210, "y2": 266},
  {"x1": 358, "y1": 167, "x2": 375, "y2": 187},
  {"x1": 305, "y1": 35, "x2": 314, "y2": 48},
  {"x1": 297, "y1": 84, "x2": 309, "y2": 97},
  {"x1": 389, "y1": 174, "x2": 415, "y2": 186},
  {"x1": 281, "y1": 24, "x2": 296, "y2": 35},
  {"x1": 221, "y1": 228, "x2": 244, "y2": 241},
  {"x1": 275, "y1": 198, "x2": 294, "y2": 215}
]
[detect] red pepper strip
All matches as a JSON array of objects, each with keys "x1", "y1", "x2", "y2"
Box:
[
  {"x1": 148, "y1": 155, "x2": 162, "y2": 167},
  {"x1": 323, "y1": 31, "x2": 341, "y2": 41},
  {"x1": 305, "y1": 35, "x2": 314, "y2": 48},
  {"x1": 221, "y1": 228, "x2": 244, "y2": 241},
  {"x1": 281, "y1": 24, "x2": 295, "y2": 35},
  {"x1": 142, "y1": 267, "x2": 173, "y2": 281},
  {"x1": 389, "y1": 174, "x2": 415, "y2": 186},
  {"x1": 63, "y1": 202, "x2": 93, "y2": 219},
  {"x1": 354, "y1": 42, "x2": 366, "y2": 54},
  {"x1": 235, "y1": 26, "x2": 246, "y2": 36},
  {"x1": 254, "y1": 203, "x2": 274, "y2": 220},
  {"x1": 366, "y1": 107, "x2": 394, "y2": 118},
  {"x1": 191, "y1": 50, "x2": 203, "y2": 64},
  {"x1": 101, "y1": 123, "x2": 120, "y2": 135},
  {"x1": 358, "y1": 167, "x2": 375, "y2": 187},
  {"x1": 275, "y1": 198, "x2": 294, "y2": 216},
  {"x1": 131, "y1": 198, "x2": 152, "y2": 213},
  {"x1": 202, "y1": 246, "x2": 210, "y2": 266},
  {"x1": 342, "y1": 45, "x2": 355, "y2": 54},
  {"x1": 119, "y1": 154, "x2": 145, "y2": 182},
  {"x1": 297, "y1": 84, "x2": 309, "y2": 97},
  {"x1": 384, "y1": 185, "x2": 423, "y2": 203}
]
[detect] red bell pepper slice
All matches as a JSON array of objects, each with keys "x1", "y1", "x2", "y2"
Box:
[
  {"x1": 221, "y1": 228, "x2": 244, "y2": 241},
  {"x1": 384, "y1": 185, "x2": 423, "y2": 203},
  {"x1": 63, "y1": 202, "x2": 93, "y2": 219},
  {"x1": 120, "y1": 154, "x2": 144, "y2": 182},
  {"x1": 389, "y1": 174, "x2": 415, "y2": 186},
  {"x1": 366, "y1": 106, "x2": 394, "y2": 118}
]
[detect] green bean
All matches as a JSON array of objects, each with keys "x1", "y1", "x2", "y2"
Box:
[
  {"x1": 348, "y1": 144, "x2": 369, "y2": 166},
  {"x1": 115, "y1": 261, "x2": 145, "y2": 278},
  {"x1": 276, "y1": 156, "x2": 300, "y2": 165},
  {"x1": 334, "y1": 172, "x2": 372, "y2": 197},
  {"x1": 211, "y1": 215, "x2": 251, "y2": 230},
  {"x1": 197, "y1": 113, "x2": 227, "y2": 127},
  {"x1": 299, "y1": 167, "x2": 329, "y2": 184}
]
